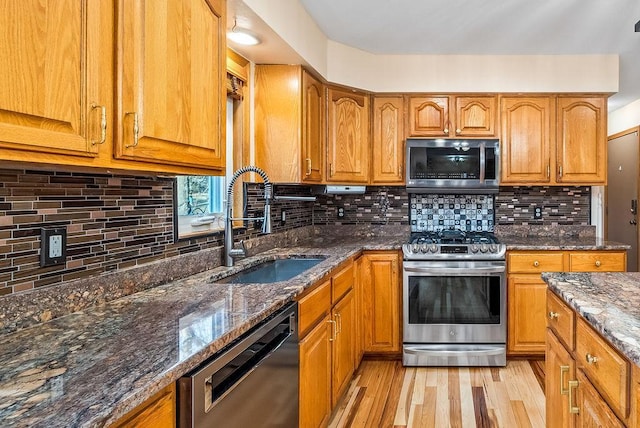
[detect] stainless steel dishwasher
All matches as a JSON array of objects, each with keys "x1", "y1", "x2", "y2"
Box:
[{"x1": 178, "y1": 302, "x2": 298, "y2": 428}]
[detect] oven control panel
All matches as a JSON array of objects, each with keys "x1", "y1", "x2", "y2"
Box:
[{"x1": 440, "y1": 245, "x2": 468, "y2": 254}]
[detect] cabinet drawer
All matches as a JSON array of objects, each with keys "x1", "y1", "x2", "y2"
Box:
[
  {"x1": 569, "y1": 252, "x2": 626, "y2": 272},
  {"x1": 576, "y1": 318, "x2": 630, "y2": 418},
  {"x1": 332, "y1": 262, "x2": 354, "y2": 304},
  {"x1": 298, "y1": 280, "x2": 331, "y2": 338},
  {"x1": 546, "y1": 289, "x2": 575, "y2": 351},
  {"x1": 508, "y1": 252, "x2": 564, "y2": 273}
]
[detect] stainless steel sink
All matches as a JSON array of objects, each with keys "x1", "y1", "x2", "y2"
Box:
[{"x1": 219, "y1": 257, "x2": 326, "y2": 284}]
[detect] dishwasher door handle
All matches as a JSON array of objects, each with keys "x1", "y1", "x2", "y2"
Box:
[{"x1": 204, "y1": 326, "x2": 293, "y2": 413}]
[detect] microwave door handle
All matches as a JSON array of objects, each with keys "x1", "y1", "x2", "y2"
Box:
[{"x1": 479, "y1": 142, "x2": 486, "y2": 183}]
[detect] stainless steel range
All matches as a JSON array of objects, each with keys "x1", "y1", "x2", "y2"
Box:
[{"x1": 402, "y1": 230, "x2": 507, "y2": 367}]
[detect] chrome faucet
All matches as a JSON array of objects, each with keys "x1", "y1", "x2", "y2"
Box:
[{"x1": 224, "y1": 166, "x2": 272, "y2": 267}]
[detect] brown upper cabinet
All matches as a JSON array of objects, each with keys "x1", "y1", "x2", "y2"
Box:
[
  {"x1": 254, "y1": 65, "x2": 325, "y2": 183},
  {"x1": 501, "y1": 95, "x2": 606, "y2": 185},
  {"x1": 115, "y1": 0, "x2": 226, "y2": 169},
  {"x1": 371, "y1": 96, "x2": 404, "y2": 184},
  {"x1": 0, "y1": 1, "x2": 108, "y2": 159},
  {"x1": 326, "y1": 87, "x2": 370, "y2": 183},
  {"x1": 0, "y1": 0, "x2": 227, "y2": 175},
  {"x1": 407, "y1": 95, "x2": 497, "y2": 138}
]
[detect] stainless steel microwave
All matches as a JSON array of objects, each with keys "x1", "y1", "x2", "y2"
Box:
[{"x1": 405, "y1": 138, "x2": 500, "y2": 194}]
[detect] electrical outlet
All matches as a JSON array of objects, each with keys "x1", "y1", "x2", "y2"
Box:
[
  {"x1": 533, "y1": 206, "x2": 543, "y2": 220},
  {"x1": 281, "y1": 210, "x2": 286, "y2": 224},
  {"x1": 41, "y1": 227, "x2": 67, "y2": 267},
  {"x1": 337, "y1": 206, "x2": 345, "y2": 218}
]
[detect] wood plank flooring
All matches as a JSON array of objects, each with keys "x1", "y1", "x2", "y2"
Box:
[{"x1": 329, "y1": 359, "x2": 546, "y2": 428}]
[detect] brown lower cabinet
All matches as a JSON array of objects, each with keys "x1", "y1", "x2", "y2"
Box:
[
  {"x1": 298, "y1": 260, "x2": 356, "y2": 428},
  {"x1": 111, "y1": 383, "x2": 175, "y2": 428},
  {"x1": 546, "y1": 289, "x2": 634, "y2": 427},
  {"x1": 508, "y1": 250, "x2": 626, "y2": 357},
  {"x1": 359, "y1": 251, "x2": 402, "y2": 354}
]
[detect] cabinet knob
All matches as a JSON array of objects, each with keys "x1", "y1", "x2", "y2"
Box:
[
  {"x1": 595, "y1": 260, "x2": 601, "y2": 267},
  {"x1": 455, "y1": 128, "x2": 461, "y2": 134},
  {"x1": 548, "y1": 311, "x2": 559, "y2": 320},
  {"x1": 533, "y1": 261, "x2": 540, "y2": 267},
  {"x1": 585, "y1": 353, "x2": 599, "y2": 364}
]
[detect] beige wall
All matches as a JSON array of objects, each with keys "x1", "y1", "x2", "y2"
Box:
[
  {"x1": 609, "y1": 99, "x2": 640, "y2": 135},
  {"x1": 244, "y1": 0, "x2": 619, "y2": 96}
]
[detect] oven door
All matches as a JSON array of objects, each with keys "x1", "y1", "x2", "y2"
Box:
[{"x1": 402, "y1": 260, "x2": 506, "y2": 344}]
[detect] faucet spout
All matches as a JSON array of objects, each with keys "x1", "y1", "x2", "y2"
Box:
[{"x1": 224, "y1": 166, "x2": 272, "y2": 267}]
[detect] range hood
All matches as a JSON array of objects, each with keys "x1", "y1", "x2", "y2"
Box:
[{"x1": 313, "y1": 185, "x2": 366, "y2": 195}]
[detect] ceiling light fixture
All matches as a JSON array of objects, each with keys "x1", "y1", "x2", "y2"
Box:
[{"x1": 228, "y1": 18, "x2": 261, "y2": 46}]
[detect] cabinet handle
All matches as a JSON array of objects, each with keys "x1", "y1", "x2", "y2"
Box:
[
  {"x1": 327, "y1": 319, "x2": 337, "y2": 341},
  {"x1": 548, "y1": 311, "x2": 559, "y2": 320},
  {"x1": 595, "y1": 260, "x2": 601, "y2": 267},
  {"x1": 568, "y1": 380, "x2": 579, "y2": 414},
  {"x1": 335, "y1": 313, "x2": 342, "y2": 334},
  {"x1": 533, "y1": 261, "x2": 540, "y2": 267},
  {"x1": 91, "y1": 103, "x2": 107, "y2": 146},
  {"x1": 559, "y1": 365, "x2": 570, "y2": 395},
  {"x1": 585, "y1": 353, "x2": 599, "y2": 364},
  {"x1": 125, "y1": 112, "x2": 139, "y2": 148},
  {"x1": 547, "y1": 164, "x2": 550, "y2": 179},
  {"x1": 305, "y1": 158, "x2": 312, "y2": 176},
  {"x1": 558, "y1": 165, "x2": 563, "y2": 178},
  {"x1": 329, "y1": 163, "x2": 334, "y2": 177}
]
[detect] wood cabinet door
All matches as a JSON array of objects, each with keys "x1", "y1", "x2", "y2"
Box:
[
  {"x1": 371, "y1": 96, "x2": 404, "y2": 184},
  {"x1": 299, "y1": 314, "x2": 332, "y2": 428},
  {"x1": 500, "y1": 97, "x2": 554, "y2": 184},
  {"x1": 556, "y1": 97, "x2": 606, "y2": 184},
  {"x1": 546, "y1": 329, "x2": 575, "y2": 428},
  {"x1": 301, "y1": 71, "x2": 325, "y2": 183},
  {"x1": 112, "y1": 383, "x2": 175, "y2": 428},
  {"x1": 332, "y1": 290, "x2": 356, "y2": 406},
  {"x1": 454, "y1": 96, "x2": 497, "y2": 137},
  {"x1": 361, "y1": 252, "x2": 401, "y2": 353},
  {"x1": 255, "y1": 65, "x2": 302, "y2": 183},
  {"x1": 407, "y1": 96, "x2": 450, "y2": 137},
  {"x1": 0, "y1": 1, "x2": 107, "y2": 157},
  {"x1": 576, "y1": 370, "x2": 625, "y2": 428},
  {"x1": 507, "y1": 275, "x2": 547, "y2": 356},
  {"x1": 116, "y1": 0, "x2": 225, "y2": 170},
  {"x1": 327, "y1": 87, "x2": 370, "y2": 183}
]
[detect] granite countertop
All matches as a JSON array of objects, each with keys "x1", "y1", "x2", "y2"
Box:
[
  {"x1": 0, "y1": 236, "x2": 403, "y2": 427},
  {"x1": 542, "y1": 271, "x2": 640, "y2": 366},
  {"x1": 500, "y1": 235, "x2": 630, "y2": 251}
]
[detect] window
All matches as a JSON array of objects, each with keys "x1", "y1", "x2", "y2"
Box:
[{"x1": 175, "y1": 175, "x2": 226, "y2": 236}]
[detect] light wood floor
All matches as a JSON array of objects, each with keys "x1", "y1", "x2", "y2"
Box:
[{"x1": 329, "y1": 359, "x2": 546, "y2": 428}]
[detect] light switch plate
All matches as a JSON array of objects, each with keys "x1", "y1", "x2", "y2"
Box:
[{"x1": 41, "y1": 227, "x2": 67, "y2": 267}]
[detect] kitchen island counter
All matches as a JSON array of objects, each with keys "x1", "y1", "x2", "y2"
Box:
[
  {"x1": 542, "y1": 271, "x2": 640, "y2": 366},
  {"x1": 0, "y1": 235, "x2": 403, "y2": 427}
]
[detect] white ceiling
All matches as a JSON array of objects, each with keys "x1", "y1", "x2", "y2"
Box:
[{"x1": 229, "y1": 0, "x2": 640, "y2": 112}]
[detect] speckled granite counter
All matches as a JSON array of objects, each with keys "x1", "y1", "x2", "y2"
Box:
[
  {"x1": 0, "y1": 236, "x2": 403, "y2": 427},
  {"x1": 500, "y1": 235, "x2": 630, "y2": 251},
  {"x1": 542, "y1": 272, "x2": 640, "y2": 366},
  {"x1": 495, "y1": 224, "x2": 630, "y2": 251}
]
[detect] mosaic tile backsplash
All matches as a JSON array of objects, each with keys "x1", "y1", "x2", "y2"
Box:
[
  {"x1": 0, "y1": 165, "x2": 591, "y2": 298},
  {"x1": 410, "y1": 194, "x2": 495, "y2": 232}
]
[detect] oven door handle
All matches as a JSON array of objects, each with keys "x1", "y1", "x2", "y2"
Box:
[
  {"x1": 404, "y1": 346, "x2": 505, "y2": 357},
  {"x1": 403, "y1": 266, "x2": 505, "y2": 275}
]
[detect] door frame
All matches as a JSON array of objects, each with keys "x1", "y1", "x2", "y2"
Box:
[{"x1": 605, "y1": 126, "x2": 640, "y2": 270}]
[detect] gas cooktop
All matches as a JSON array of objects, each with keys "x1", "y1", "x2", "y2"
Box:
[{"x1": 403, "y1": 229, "x2": 506, "y2": 261}]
